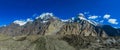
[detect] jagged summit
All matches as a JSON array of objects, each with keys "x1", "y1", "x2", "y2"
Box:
[
  {"x1": 35, "y1": 13, "x2": 60, "y2": 23},
  {"x1": 61, "y1": 13, "x2": 87, "y2": 23},
  {"x1": 35, "y1": 13, "x2": 57, "y2": 20},
  {"x1": 36, "y1": 13, "x2": 53, "y2": 19},
  {"x1": 68, "y1": 13, "x2": 99, "y2": 26},
  {"x1": 78, "y1": 13, "x2": 87, "y2": 20}
]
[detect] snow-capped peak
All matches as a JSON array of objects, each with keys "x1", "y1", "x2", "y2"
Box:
[
  {"x1": 70, "y1": 13, "x2": 99, "y2": 26},
  {"x1": 78, "y1": 13, "x2": 99, "y2": 26},
  {"x1": 36, "y1": 13, "x2": 54, "y2": 19},
  {"x1": 88, "y1": 20, "x2": 99, "y2": 26},
  {"x1": 60, "y1": 13, "x2": 99, "y2": 26},
  {"x1": 13, "y1": 18, "x2": 33, "y2": 26},
  {"x1": 78, "y1": 13, "x2": 87, "y2": 20},
  {"x1": 35, "y1": 13, "x2": 59, "y2": 23},
  {"x1": 13, "y1": 20, "x2": 27, "y2": 26}
]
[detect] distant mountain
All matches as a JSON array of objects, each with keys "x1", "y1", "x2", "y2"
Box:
[{"x1": 0, "y1": 23, "x2": 24, "y2": 36}]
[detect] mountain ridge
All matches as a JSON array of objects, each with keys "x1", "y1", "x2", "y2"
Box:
[{"x1": 0, "y1": 13, "x2": 119, "y2": 37}]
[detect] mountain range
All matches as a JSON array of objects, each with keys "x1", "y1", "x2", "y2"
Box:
[
  {"x1": 0, "y1": 13, "x2": 120, "y2": 50},
  {"x1": 0, "y1": 13, "x2": 119, "y2": 36}
]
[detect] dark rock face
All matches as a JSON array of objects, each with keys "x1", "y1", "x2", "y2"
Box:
[{"x1": 102, "y1": 25, "x2": 120, "y2": 36}]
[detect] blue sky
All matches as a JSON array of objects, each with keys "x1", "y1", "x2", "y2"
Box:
[{"x1": 0, "y1": 0, "x2": 120, "y2": 27}]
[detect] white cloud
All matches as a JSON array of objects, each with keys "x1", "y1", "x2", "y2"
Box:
[
  {"x1": 88, "y1": 16, "x2": 98, "y2": 19},
  {"x1": 104, "y1": 14, "x2": 110, "y2": 19},
  {"x1": 13, "y1": 18, "x2": 33, "y2": 26},
  {"x1": 100, "y1": 20, "x2": 104, "y2": 23},
  {"x1": 108, "y1": 19, "x2": 119, "y2": 24}
]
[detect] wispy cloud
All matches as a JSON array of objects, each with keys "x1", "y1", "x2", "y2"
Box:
[
  {"x1": 100, "y1": 20, "x2": 104, "y2": 23},
  {"x1": 88, "y1": 15, "x2": 99, "y2": 19},
  {"x1": 108, "y1": 19, "x2": 119, "y2": 24},
  {"x1": 103, "y1": 14, "x2": 110, "y2": 19}
]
